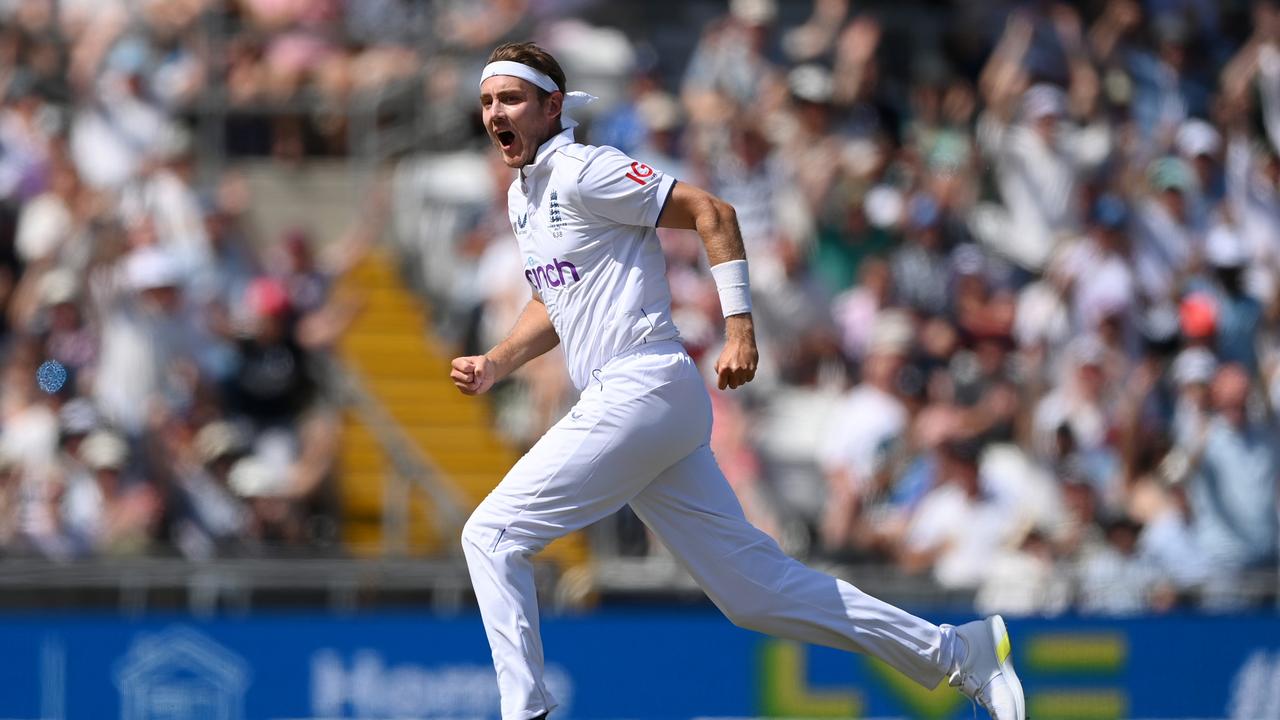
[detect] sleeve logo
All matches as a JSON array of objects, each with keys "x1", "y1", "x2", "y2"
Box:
[{"x1": 625, "y1": 162, "x2": 654, "y2": 185}]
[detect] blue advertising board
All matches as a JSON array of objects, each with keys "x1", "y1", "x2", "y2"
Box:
[{"x1": 0, "y1": 611, "x2": 1276, "y2": 719}]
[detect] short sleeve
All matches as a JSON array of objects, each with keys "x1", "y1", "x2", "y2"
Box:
[{"x1": 576, "y1": 146, "x2": 676, "y2": 227}]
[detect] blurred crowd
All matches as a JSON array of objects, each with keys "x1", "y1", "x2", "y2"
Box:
[
  {"x1": 2, "y1": 0, "x2": 1276, "y2": 614},
  {"x1": 0, "y1": 0, "x2": 399, "y2": 560},
  {"x1": 428, "y1": 0, "x2": 1280, "y2": 614}
]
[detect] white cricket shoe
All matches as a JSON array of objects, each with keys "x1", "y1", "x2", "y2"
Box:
[{"x1": 949, "y1": 615, "x2": 1026, "y2": 720}]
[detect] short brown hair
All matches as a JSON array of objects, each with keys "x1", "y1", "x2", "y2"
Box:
[{"x1": 487, "y1": 42, "x2": 567, "y2": 94}]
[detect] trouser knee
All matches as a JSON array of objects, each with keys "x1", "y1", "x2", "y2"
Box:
[
  {"x1": 460, "y1": 511, "x2": 490, "y2": 557},
  {"x1": 460, "y1": 503, "x2": 548, "y2": 561}
]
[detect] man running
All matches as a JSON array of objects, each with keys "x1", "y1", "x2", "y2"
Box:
[{"x1": 451, "y1": 41, "x2": 1025, "y2": 720}]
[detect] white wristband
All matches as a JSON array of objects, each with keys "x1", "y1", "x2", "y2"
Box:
[{"x1": 710, "y1": 259, "x2": 752, "y2": 318}]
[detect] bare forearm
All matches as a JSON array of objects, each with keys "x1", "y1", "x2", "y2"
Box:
[
  {"x1": 658, "y1": 182, "x2": 759, "y2": 387},
  {"x1": 486, "y1": 299, "x2": 560, "y2": 382},
  {"x1": 696, "y1": 203, "x2": 759, "y2": 340},
  {"x1": 698, "y1": 204, "x2": 758, "y2": 341},
  {"x1": 695, "y1": 200, "x2": 747, "y2": 267}
]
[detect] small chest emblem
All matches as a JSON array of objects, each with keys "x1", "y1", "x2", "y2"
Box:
[{"x1": 548, "y1": 190, "x2": 564, "y2": 238}]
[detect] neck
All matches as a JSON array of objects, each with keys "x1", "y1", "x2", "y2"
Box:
[{"x1": 520, "y1": 126, "x2": 565, "y2": 169}]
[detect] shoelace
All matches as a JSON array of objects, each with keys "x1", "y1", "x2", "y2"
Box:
[{"x1": 950, "y1": 670, "x2": 994, "y2": 719}]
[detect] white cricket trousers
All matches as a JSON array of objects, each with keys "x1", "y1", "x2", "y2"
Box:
[{"x1": 461, "y1": 341, "x2": 954, "y2": 720}]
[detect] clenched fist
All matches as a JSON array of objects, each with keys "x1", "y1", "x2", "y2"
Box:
[
  {"x1": 715, "y1": 315, "x2": 759, "y2": 390},
  {"x1": 451, "y1": 355, "x2": 498, "y2": 395}
]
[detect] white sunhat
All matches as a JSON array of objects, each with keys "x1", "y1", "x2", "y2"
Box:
[
  {"x1": 193, "y1": 421, "x2": 247, "y2": 465},
  {"x1": 79, "y1": 430, "x2": 128, "y2": 471},
  {"x1": 1171, "y1": 347, "x2": 1217, "y2": 386},
  {"x1": 1020, "y1": 83, "x2": 1067, "y2": 123},
  {"x1": 228, "y1": 456, "x2": 291, "y2": 498},
  {"x1": 1176, "y1": 118, "x2": 1222, "y2": 159},
  {"x1": 868, "y1": 310, "x2": 914, "y2": 357},
  {"x1": 864, "y1": 185, "x2": 904, "y2": 229},
  {"x1": 124, "y1": 247, "x2": 185, "y2": 291},
  {"x1": 39, "y1": 267, "x2": 80, "y2": 306},
  {"x1": 16, "y1": 195, "x2": 73, "y2": 263},
  {"x1": 730, "y1": 0, "x2": 777, "y2": 25},
  {"x1": 59, "y1": 398, "x2": 98, "y2": 436},
  {"x1": 788, "y1": 64, "x2": 834, "y2": 104},
  {"x1": 1204, "y1": 224, "x2": 1247, "y2": 268}
]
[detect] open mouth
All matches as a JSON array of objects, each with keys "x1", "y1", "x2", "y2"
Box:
[{"x1": 496, "y1": 130, "x2": 515, "y2": 149}]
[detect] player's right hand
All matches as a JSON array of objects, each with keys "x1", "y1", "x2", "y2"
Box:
[{"x1": 450, "y1": 355, "x2": 497, "y2": 396}]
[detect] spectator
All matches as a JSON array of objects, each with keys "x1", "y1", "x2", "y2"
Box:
[
  {"x1": 972, "y1": 7, "x2": 1105, "y2": 272},
  {"x1": 898, "y1": 439, "x2": 1018, "y2": 591},
  {"x1": 62, "y1": 429, "x2": 158, "y2": 556},
  {"x1": 1057, "y1": 194, "x2": 1136, "y2": 333},
  {"x1": 819, "y1": 312, "x2": 911, "y2": 553},
  {"x1": 890, "y1": 194, "x2": 951, "y2": 316},
  {"x1": 1077, "y1": 518, "x2": 1170, "y2": 615},
  {"x1": 1187, "y1": 364, "x2": 1279, "y2": 572},
  {"x1": 228, "y1": 456, "x2": 304, "y2": 547},
  {"x1": 976, "y1": 528, "x2": 1071, "y2": 617},
  {"x1": 1199, "y1": 226, "x2": 1262, "y2": 372},
  {"x1": 1129, "y1": 477, "x2": 1209, "y2": 597},
  {"x1": 93, "y1": 245, "x2": 205, "y2": 437},
  {"x1": 169, "y1": 420, "x2": 251, "y2": 560},
  {"x1": 1170, "y1": 346, "x2": 1217, "y2": 450},
  {"x1": 224, "y1": 277, "x2": 316, "y2": 432},
  {"x1": 682, "y1": 0, "x2": 780, "y2": 121},
  {"x1": 1133, "y1": 156, "x2": 1205, "y2": 302}
]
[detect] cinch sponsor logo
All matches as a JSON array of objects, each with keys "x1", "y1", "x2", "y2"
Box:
[{"x1": 525, "y1": 257, "x2": 581, "y2": 290}]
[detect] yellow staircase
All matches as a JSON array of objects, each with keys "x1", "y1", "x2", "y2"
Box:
[{"x1": 335, "y1": 253, "x2": 589, "y2": 567}]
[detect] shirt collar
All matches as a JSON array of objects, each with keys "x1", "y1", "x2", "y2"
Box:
[{"x1": 520, "y1": 128, "x2": 575, "y2": 180}]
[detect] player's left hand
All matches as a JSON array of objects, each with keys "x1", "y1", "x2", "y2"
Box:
[{"x1": 715, "y1": 314, "x2": 758, "y2": 390}]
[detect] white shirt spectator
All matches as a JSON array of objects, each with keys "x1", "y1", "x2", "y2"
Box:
[
  {"x1": 905, "y1": 483, "x2": 1015, "y2": 589},
  {"x1": 121, "y1": 167, "x2": 212, "y2": 277},
  {"x1": 92, "y1": 249, "x2": 203, "y2": 434},
  {"x1": 4, "y1": 401, "x2": 61, "y2": 550},
  {"x1": 1133, "y1": 191, "x2": 1203, "y2": 302},
  {"x1": 15, "y1": 192, "x2": 73, "y2": 264},
  {"x1": 976, "y1": 543, "x2": 1070, "y2": 616},
  {"x1": 1077, "y1": 544, "x2": 1164, "y2": 615},
  {"x1": 1138, "y1": 503, "x2": 1210, "y2": 589},
  {"x1": 1059, "y1": 237, "x2": 1135, "y2": 331},
  {"x1": 70, "y1": 76, "x2": 172, "y2": 189},
  {"x1": 972, "y1": 92, "x2": 1109, "y2": 271},
  {"x1": 819, "y1": 383, "x2": 906, "y2": 487},
  {"x1": 1013, "y1": 279, "x2": 1071, "y2": 349}
]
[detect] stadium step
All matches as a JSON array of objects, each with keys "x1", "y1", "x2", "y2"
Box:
[{"x1": 335, "y1": 252, "x2": 589, "y2": 569}]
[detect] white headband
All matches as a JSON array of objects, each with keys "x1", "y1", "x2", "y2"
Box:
[{"x1": 480, "y1": 60, "x2": 598, "y2": 129}]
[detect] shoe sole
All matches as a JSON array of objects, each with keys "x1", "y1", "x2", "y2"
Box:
[{"x1": 989, "y1": 615, "x2": 1026, "y2": 720}]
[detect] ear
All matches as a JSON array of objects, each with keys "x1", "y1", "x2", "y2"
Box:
[{"x1": 544, "y1": 90, "x2": 564, "y2": 122}]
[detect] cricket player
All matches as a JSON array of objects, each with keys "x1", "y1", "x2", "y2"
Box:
[{"x1": 451, "y1": 41, "x2": 1025, "y2": 720}]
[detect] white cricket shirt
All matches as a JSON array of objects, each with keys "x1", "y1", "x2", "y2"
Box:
[{"x1": 509, "y1": 128, "x2": 680, "y2": 390}]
